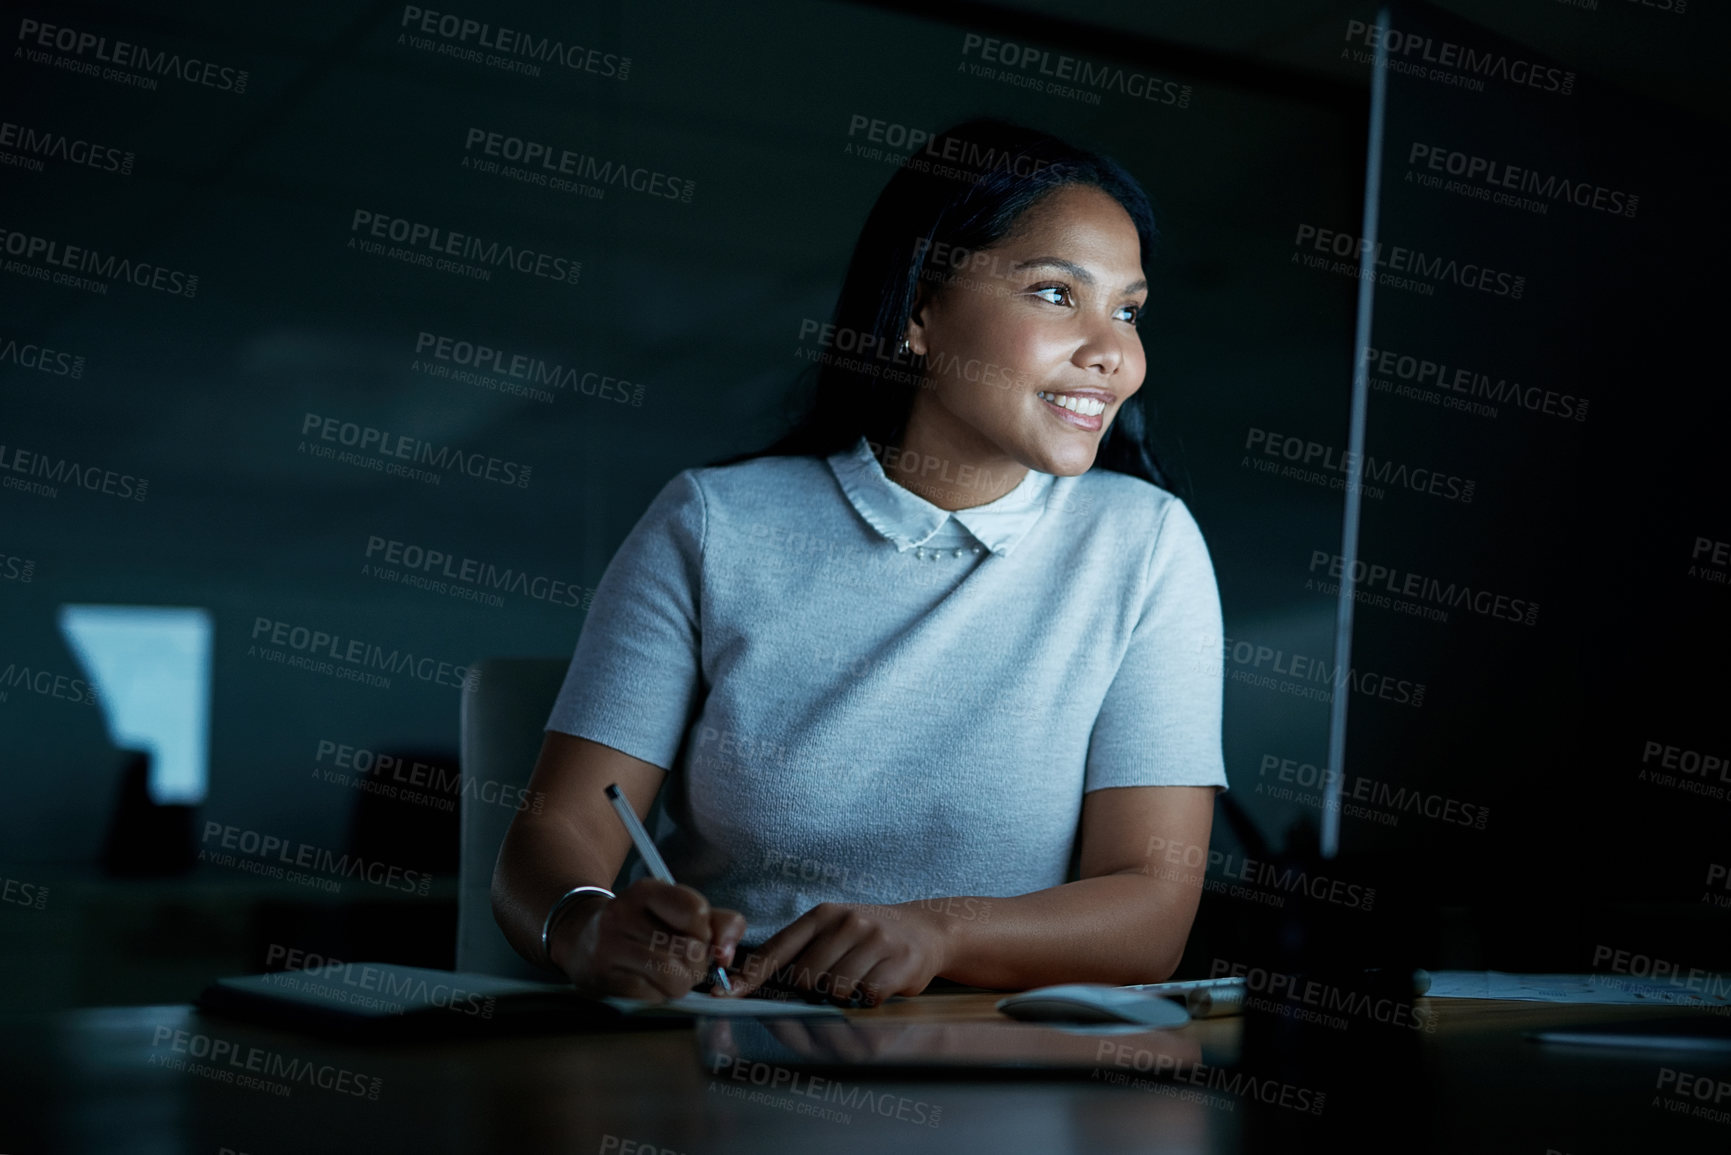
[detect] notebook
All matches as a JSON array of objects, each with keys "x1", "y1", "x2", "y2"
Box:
[{"x1": 197, "y1": 962, "x2": 842, "y2": 1039}]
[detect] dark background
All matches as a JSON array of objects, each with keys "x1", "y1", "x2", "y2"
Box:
[{"x1": 0, "y1": 0, "x2": 1724, "y2": 1009}]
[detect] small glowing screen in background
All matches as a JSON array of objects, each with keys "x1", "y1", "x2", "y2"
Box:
[{"x1": 56, "y1": 605, "x2": 213, "y2": 805}]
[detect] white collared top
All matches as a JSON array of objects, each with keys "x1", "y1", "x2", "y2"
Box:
[{"x1": 547, "y1": 434, "x2": 1227, "y2": 938}]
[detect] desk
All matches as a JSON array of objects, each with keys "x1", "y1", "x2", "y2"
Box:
[{"x1": 1, "y1": 995, "x2": 1727, "y2": 1153}]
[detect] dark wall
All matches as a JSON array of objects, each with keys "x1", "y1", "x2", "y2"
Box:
[
  {"x1": 0, "y1": 0, "x2": 1360, "y2": 863},
  {"x1": 2, "y1": 0, "x2": 1724, "y2": 971}
]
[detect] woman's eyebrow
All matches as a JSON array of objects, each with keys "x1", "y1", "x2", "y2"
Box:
[{"x1": 1011, "y1": 256, "x2": 1147, "y2": 295}]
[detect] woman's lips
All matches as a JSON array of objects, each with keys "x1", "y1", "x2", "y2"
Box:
[{"x1": 1037, "y1": 392, "x2": 1105, "y2": 431}]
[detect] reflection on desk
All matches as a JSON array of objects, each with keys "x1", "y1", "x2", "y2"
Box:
[
  {"x1": 699, "y1": 1013, "x2": 1205, "y2": 1073},
  {"x1": 1, "y1": 994, "x2": 1729, "y2": 1153}
]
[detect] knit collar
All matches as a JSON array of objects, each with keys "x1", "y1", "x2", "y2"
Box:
[{"x1": 826, "y1": 435, "x2": 1065, "y2": 557}]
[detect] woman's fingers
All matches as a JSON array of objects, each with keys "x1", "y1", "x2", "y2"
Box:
[
  {"x1": 785, "y1": 912, "x2": 881, "y2": 1003},
  {"x1": 851, "y1": 956, "x2": 916, "y2": 1008},
  {"x1": 826, "y1": 941, "x2": 894, "y2": 1005},
  {"x1": 634, "y1": 880, "x2": 713, "y2": 941},
  {"x1": 725, "y1": 908, "x2": 826, "y2": 997},
  {"x1": 730, "y1": 904, "x2": 892, "y2": 1003},
  {"x1": 619, "y1": 880, "x2": 720, "y2": 981},
  {"x1": 708, "y1": 907, "x2": 747, "y2": 971},
  {"x1": 578, "y1": 879, "x2": 748, "y2": 998}
]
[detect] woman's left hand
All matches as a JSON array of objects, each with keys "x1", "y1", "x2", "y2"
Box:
[{"x1": 723, "y1": 902, "x2": 949, "y2": 1006}]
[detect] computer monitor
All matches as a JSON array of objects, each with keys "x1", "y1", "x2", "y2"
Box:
[{"x1": 1314, "y1": 0, "x2": 1728, "y2": 971}]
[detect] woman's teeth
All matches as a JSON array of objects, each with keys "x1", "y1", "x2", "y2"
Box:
[{"x1": 1036, "y1": 391, "x2": 1106, "y2": 417}]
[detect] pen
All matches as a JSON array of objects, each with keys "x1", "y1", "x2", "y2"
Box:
[{"x1": 604, "y1": 783, "x2": 733, "y2": 994}]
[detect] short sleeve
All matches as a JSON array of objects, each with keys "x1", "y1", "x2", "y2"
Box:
[
  {"x1": 1084, "y1": 497, "x2": 1228, "y2": 792},
  {"x1": 545, "y1": 470, "x2": 706, "y2": 770}
]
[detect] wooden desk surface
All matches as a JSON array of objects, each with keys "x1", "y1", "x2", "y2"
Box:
[{"x1": 1, "y1": 994, "x2": 1727, "y2": 1154}]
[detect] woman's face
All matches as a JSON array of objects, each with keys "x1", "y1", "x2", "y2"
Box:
[{"x1": 904, "y1": 183, "x2": 1148, "y2": 484}]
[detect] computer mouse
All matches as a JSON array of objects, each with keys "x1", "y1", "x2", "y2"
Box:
[{"x1": 995, "y1": 984, "x2": 1192, "y2": 1028}]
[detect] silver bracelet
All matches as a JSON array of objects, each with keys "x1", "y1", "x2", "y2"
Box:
[{"x1": 541, "y1": 885, "x2": 615, "y2": 970}]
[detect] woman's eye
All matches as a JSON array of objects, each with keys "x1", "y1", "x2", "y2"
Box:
[
  {"x1": 1116, "y1": 303, "x2": 1143, "y2": 324},
  {"x1": 1032, "y1": 284, "x2": 1071, "y2": 306}
]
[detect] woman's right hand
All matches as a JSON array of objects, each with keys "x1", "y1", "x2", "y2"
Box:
[{"x1": 550, "y1": 877, "x2": 747, "y2": 1001}]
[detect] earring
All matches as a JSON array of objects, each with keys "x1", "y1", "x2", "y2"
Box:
[{"x1": 899, "y1": 337, "x2": 911, "y2": 355}]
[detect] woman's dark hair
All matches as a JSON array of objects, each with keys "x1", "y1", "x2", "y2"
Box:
[{"x1": 711, "y1": 117, "x2": 1170, "y2": 491}]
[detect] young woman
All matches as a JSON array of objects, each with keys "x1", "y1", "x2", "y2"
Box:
[{"x1": 492, "y1": 119, "x2": 1227, "y2": 1006}]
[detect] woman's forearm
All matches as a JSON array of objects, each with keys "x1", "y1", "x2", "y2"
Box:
[
  {"x1": 491, "y1": 813, "x2": 619, "y2": 971},
  {"x1": 491, "y1": 735, "x2": 672, "y2": 974},
  {"x1": 914, "y1": 870, "x2": 1199, "y2": 990}
]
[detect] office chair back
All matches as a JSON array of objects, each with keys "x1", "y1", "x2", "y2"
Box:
[{"x1": 457, "y1": 657, "x2": 574, "y2": 979}]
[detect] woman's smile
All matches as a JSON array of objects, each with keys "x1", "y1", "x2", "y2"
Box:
[{"x1": 1035, "y1": 389, "x2": 1114, "y2": 431}]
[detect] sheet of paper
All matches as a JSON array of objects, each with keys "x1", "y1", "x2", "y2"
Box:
[
  {"x1": 1532, "y1": 1026, "x2": 1731, "y2": 1052},
  {"x1": 1425, "y1": 970, "x2": 1731, "y2": 1007},
  {"x1": 602, "y1": 992, "x2": 846, "y2": 1017}
]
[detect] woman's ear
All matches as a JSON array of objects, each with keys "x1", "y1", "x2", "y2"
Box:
[{"x1": 905, "y1": 280, "x2": 935, "y2": 358}]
